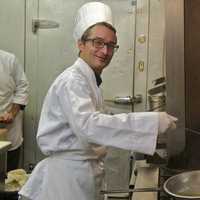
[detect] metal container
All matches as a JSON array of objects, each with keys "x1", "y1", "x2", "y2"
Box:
[
  {"x1": 148, "y1": 94, "x2": 166, "y2": 111},
  {"x1": 163, "y1": 170, "x2": 200, "y2": 199}
]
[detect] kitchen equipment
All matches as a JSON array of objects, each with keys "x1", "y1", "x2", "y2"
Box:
[
  {"x1": 148, "y1": 94, "x2": 166, "y2": 111},
  {"x1": 0, "y1": 141, "x2": 16, "y2": 200},
  {"x1": 163, "y1": 170, "x2": 200, "y2": 199},
  {"x1": 0, "y1": 141, "x2": 11, "y2": 186},
  {"x1": 148, "y1": 77, "x2": 166, "y2": 111},
  {"x1": 101, "y1": 161, "x2": 160, "y2": 200}
]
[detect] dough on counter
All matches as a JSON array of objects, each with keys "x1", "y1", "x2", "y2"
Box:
[{"x1": 5, "y1": 169, "x2": 29, "y2": 191}]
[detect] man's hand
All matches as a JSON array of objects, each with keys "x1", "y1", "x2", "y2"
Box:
[
  {"x1": 158, "y1": 112, "x2": 178, "y2": 134},
  {"x1": 0, "y1": 111, "x2": 15, "y2": 123},
  {"x1": 0, "y1": 104, "x2": 21, "y2": 124}
]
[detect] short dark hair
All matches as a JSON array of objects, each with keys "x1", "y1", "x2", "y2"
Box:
[{"x1": 81, "y1": 22, "x2": 116, "y2": 42}]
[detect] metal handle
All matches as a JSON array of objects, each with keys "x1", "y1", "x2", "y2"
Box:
[
  {"x1": 105, "y1": 95, "x2": 142, "y2": 105},
  {"x1": 114, "y1": 96, "x2": 132, "y2": 104},
  {"x1": 185, "y1": 128, "x2": 200, "y2": 135},
  {"x1": 32, "y1": 19, "x2": 59, "y2": 33},
  {"x1": 114, "y1": 95, "x2": 142, "y2": 105},
  {"x1": 100, "y1": 187, "x2": 161, "y2": 194}
]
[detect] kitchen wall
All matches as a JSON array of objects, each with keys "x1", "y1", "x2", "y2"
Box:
[{"x1": 0, "y1": 0, "x2": 25, "y2": 65}]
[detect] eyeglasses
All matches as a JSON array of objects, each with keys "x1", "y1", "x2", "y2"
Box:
[{"x1": 84, "y1": 38, "x2": 119, "y2": 52}]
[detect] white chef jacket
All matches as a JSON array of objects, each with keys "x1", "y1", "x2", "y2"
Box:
[
  {"x1": 0, "y1": 50, "x2": 29, "y2": 150},
  {"x1": 19, "y1": 57, "x2": 159, "y2": 200}
]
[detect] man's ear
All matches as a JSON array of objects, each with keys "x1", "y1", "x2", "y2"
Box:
[{"x1": 77, "y1": 39, "x2": 84, "y2": 51}]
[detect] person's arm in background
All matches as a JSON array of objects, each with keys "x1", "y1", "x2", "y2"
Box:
[{"x1": 0, "y1": 55, "x2": 29, "y2": 124}]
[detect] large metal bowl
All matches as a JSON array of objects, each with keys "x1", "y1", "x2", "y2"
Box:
[{"x1": 164, "y1": 170, "x2": 200, "y2": 199}]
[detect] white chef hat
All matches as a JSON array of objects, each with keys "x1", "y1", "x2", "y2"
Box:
[{"x1": 73, "y1": 2, "x2": 114, "y2": 42}]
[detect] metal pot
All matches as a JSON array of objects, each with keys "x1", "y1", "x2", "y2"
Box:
[{"x1": 163, "y1": 170, "x2": 200, "y2": 199}]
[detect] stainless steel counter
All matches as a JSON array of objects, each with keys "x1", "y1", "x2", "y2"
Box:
[
  {"x1": 101, "y1": 160, "x2": 159, "y2": 200},
  {"x1": 0, "y1": 141, "x2": 11, "y2": 153},
  {"x1": 0, "y1": 141, "x2": 11, "y2": 190},
  {"x1": 131, "y1": 160, "x2": 159, "y2": 200}
]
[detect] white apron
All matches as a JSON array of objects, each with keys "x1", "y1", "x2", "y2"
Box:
[{"x1": 19, "y1": 152, "x2": 105, "y2": 200}]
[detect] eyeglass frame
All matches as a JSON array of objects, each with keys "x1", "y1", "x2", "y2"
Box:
[{"x1": 84, "y1": 37, "x2": 119, "y2": 52}]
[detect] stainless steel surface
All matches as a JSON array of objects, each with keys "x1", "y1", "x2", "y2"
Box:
[
  {"x1": 0, "y1": 141, "x2": 11, "y2": 192},
  {"x1": 131, "y1": 161, "x2": 159, "y2": 200},
  {"x1": 114, "y1": 96, "x2": 132, "y2": 104},
  {"x1": 164, "y1": 170, "x2": 200, "y2": 199},
  {"x1": 104, "y1": 160, "x2": 159, "y2": 200},
  {"x1": 32, "y1": 19, "x2": 59, "y2": 33},
  {"x1": 0, "y1": 141, "x2": 11, "y2": 153}
]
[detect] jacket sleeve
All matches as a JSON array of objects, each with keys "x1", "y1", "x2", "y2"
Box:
[
  {"x1": 11, "y1": 56, "x2": 29, "y2": 106},
  {"x1": 58, "y1": 77, "x2": 159, "y2": 155}
]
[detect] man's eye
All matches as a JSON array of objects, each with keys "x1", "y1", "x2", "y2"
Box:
[{"x1": 95, "y1": 40, "x2": 104, "y2": 45}]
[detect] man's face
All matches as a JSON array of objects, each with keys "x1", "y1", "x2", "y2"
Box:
[{"x1": 78, "y1": 24, "x2": 118, "y2": 74}]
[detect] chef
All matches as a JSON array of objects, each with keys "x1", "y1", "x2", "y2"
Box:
[
  {"x1": 19, "y1": 2, "x2": 177, "y2": 200},
  {"x1": 0, "y1": 49, "x2": 29, "y2": 171}
]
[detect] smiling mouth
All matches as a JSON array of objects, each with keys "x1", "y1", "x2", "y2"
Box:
[{"x1": 96, "y1": 56, "x2": 107, "y2": 63}]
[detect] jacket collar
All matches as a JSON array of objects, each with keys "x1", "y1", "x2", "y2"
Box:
[{"x1": 75, "y1": 57, "x2": 102, "y2": 87}]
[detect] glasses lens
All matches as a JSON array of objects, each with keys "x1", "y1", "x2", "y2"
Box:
[
  {"x1": 93, "y1": 39, "x2": 104, "y2": 48},
  {"x1": 87, "y1": 38, "x2": 119, "y2": 52},
  {"x1": 109, "y1": 44, "x2": 119, "y2": 52}
]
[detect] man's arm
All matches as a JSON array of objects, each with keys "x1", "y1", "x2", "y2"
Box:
[
  {"x1": 0, "y1": 55, "x2": 29, "y2": 124},
  {"x1": 12, "y1": 56, "x2": 29, "y2": 107}
]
